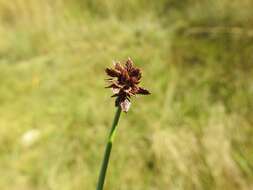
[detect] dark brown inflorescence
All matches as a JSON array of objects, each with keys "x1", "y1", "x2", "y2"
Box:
[{"x1": 105, "y1": 58, "x2": 150, "y2": 112}]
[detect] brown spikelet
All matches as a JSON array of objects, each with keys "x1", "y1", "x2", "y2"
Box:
[{"x1": 105, "y1": 58, "x2": 150, "y2": 112}]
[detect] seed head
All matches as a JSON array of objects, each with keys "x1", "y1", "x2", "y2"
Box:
[{"x1": 105, "y1": 58, "x2": 150, "y2": 112}]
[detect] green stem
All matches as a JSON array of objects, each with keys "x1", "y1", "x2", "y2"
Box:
[{"x1": 96, "y1": 107, "x2": 122, "y2": 190}]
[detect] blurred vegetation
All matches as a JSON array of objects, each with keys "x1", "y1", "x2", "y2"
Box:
[{"x1": 0, "y1": 0, "x2": 253, "y2": 190}]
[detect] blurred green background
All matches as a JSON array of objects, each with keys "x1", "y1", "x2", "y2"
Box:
[{"x1": 0, "y1": 0, "x2": 253, "y2": 189}]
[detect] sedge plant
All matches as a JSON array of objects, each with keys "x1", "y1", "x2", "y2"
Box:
[{"x1": 96, "y1": 58, "x2": 150, "y2": 190}]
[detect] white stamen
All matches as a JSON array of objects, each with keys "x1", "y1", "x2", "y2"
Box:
[
  {"x1": 112, "y1": 88, "x2": 120, "y2": 94},
  {"x1": 120, "y1": 99, "x2": 131, "y2": 112}
]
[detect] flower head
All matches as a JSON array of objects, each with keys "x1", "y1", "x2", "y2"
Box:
[{"x1": 105, "y1": 58, "x2": 150, "y2": 112}]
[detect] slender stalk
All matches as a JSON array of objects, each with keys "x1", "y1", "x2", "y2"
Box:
[{"x1": 96, "y1": 106, "x2": 122, "y2": 190}]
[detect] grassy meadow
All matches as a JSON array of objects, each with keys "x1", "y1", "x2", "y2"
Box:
[{"x1": 0, "y1": 0, "x2": 253, "y2": 189}]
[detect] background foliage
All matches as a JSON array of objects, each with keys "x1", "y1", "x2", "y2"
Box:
[{"x1": 0, "y1": 0, "x2": 253, "y2": 189}]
